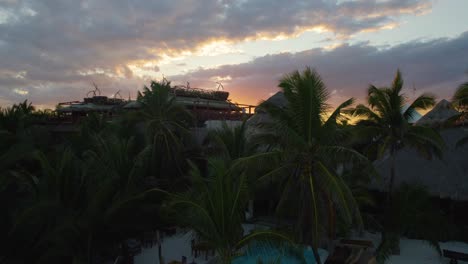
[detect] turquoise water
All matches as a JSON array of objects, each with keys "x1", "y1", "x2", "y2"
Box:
[{"x1": 232, "y1": 243, "x2": 328, "y2": 264}]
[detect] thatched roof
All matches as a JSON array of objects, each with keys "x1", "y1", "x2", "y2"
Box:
[
  {"x1": 372, "y1": 127, "x2": 468, "y2": 200},
  {"x1": 416, "y1": 99, "x2": 459, "y2": 127},
  {"x1": 246, "y1": 92, "x2": 286, "y2": 127}
]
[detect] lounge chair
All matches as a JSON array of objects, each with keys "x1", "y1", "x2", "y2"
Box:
[{"x1": 443, "y1": 249, "x2": 468, "y2": 264}]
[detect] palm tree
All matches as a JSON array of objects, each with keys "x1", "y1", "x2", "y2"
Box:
[
  {"x1": 351, "y1": 70, "x2": 445, "y2": 260},
  {"x1": 2, "y1": 148, "x2": 86, "y2": 263},
  {"x1": 351, "y1": 70, "x2": 444, "y2": 198},
  {"x1": 2, "y1": 136, "x2": 164, "y2": 263},
  {"x1": 254, "y1": 67, "x2": 368, "y2": 263},
  {"x1": 165, "y1": 159, "x2": 296, "y2": 264},
  {"x1": 137, "y1": 80, "x2": 194, "y2": 187},
  {"x1": 0, "y1": 100, "x2": 34, "y2": 134}
]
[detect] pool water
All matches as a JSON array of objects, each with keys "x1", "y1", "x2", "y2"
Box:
[{"x1": 232, "y1": 243, "x2": 328, "y2": 264}]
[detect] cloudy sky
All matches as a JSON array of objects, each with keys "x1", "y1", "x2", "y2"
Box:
[{"x1": 1, "y1": 0, "x2": 467, "y2": 108}]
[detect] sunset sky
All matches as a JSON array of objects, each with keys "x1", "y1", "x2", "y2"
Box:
[{"x1": 1, "y1": 0, "x2": 467, "y2": 109}]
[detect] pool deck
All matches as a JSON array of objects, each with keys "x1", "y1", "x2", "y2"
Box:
[
  {"x1": 135, "y1": 228, "x2": 468, "y2": 264},
  {"x1": 347, "y1": 231, "x2": 468, "y2": 264}
]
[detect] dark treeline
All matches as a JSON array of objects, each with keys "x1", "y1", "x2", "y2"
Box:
[{"x1": 0, "y1": 70, "x2": 467, "y2": 264}]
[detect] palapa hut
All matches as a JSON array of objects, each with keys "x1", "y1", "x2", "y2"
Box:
[
  {"x1": 416, "y1": 99, "x2": 460, "y2": 127},
  {"x1": 372, "y1": 127, "x2": 468, "y2": 200},
  {"x1": 373, "y1": 99, "x2": 468, "y2": 200},
  {"x1": 246, "y1": 92, "x2": 287, "y2": 135}
]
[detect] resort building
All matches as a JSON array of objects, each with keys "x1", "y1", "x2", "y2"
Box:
[{"x1": 55, "y1": 85, "x2": 255, "y2": 130}]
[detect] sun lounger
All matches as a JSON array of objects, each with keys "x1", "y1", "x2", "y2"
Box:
[
  {"x1": 326, "y1": 239, "x2": 375, "y2": 264},
  {"x1": 443, "y1": 249, "x2": 468, "y2": 264},
  {"x1": 192, "y1": 241, "x2": 215, "y2": 260},
  {"x1": 339, "y1": 239, "x2": 373, "y2": 249}
]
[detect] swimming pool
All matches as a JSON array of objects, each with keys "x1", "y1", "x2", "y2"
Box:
[{"x1": 232, "y1": 243, "x2": 328, "y2": 264}]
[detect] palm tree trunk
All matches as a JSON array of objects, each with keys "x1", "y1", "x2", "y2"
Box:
[
  {"x1": 388, "y1": 151, "x2": 396, "y2": 202},
  {"x1": 384, "y1": 150, "x2": 400, "y2": 254},
  {"x1": 327, "y1": 195, "x2": 336, "y2": 249}
]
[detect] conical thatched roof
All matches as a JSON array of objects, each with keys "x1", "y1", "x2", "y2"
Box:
[
  {"x1": 246, "y1": 92, "x2": 286, "y2": 127},
  {"x1": 416, "y1": 99, "x2": 459, "y2": 127},
  {"x1": 260, "y1": 91, "x2": 288, "y2": 110},
  {"x1": 372, "y1": 127, "x2": 468, "y2": 200}
]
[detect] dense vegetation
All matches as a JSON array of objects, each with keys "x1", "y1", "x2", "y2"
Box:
[{"x1": 0, "y1": 71, "x2": 466, "y2": 264}]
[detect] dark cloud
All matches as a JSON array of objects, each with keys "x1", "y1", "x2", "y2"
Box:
[
  {"x1": 170, "y1": 31, "x2": 468, "y2": 106},
  {"x1": 0, "y1": 0, "x2": 431, "y2": 106}
]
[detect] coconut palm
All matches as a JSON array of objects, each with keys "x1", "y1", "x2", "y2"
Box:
[
  {"x1": 165, "y1": 159, "x2": 296, "y2": 264},
  {"x1": 351, "y1": 70, "x2": 444, "y2": 197},
  {"x1": 2, "y1": 148, "x2": 86, "y2": 263},
  {"x1": 137, "y1": 80, "x2": 194, "y2": 187},
  {"x1": 2, "y1": 136, "x2": 164, "y2": 264},
  {"x1": 351, "y1": 70, "x2": 445, "y2": 261},
  {"x1": 253, "y1": 67, "x2": 368, "y2": 264},
  {"x1": 0, "y1": 100, "x2": 34, "y2": 134}
]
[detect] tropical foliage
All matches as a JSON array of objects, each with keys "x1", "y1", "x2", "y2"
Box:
[
  {"x1": 164, "y1": 159, "x2": 297, "y2": 264},
  {"x1": 0, "y1": 69, "x2": 464, "y2": 264},
  {"x1": 251, "y1": 67, "x2": 369, "y2": 263},
  {"x1": 350, "y1": 70, "x2": 445, "y2": 261},
  {"x1": 452, "y1": 82, "x2": 468, "y2": 147},
  {"x1": 351, "y1": 70, "x2": 444, "y2": 196},
  {"x1": 137, "y1": 80, "x2": 194, "y2": 189},
  {"x1": 452, "y1": 82, "x2": 468, "y2": 111}
]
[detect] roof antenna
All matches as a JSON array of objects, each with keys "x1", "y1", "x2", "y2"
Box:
[
  {"x1": 93, "y1": 82, "x2": 101, "y2": 95},
  {"x1": 86, "y1": 82, "x2": 101, "y2": 97},
  {"x1": 113, "y1": 90, "x2": 122, "y2": 99},
  {"x1": 216, "y1": 82, "x2": 224, "y2": 91}
]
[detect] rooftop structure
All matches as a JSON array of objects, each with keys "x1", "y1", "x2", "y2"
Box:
[{"x1": 56, "y1": 85, "x2": 255, "y2": 125}]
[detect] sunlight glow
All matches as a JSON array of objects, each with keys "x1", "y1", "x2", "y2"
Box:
[{"x1": 13, "y1": 88, "x2": 29, "y2": 95}]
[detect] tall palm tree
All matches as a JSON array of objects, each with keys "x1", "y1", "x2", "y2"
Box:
[
  {"x1": 254, "y1": 67, "x2": 368, "y2": 264},
  {"x1": 351, "y1": 70, "x2": 444, "y2": 198},
  {"x1": 351, "y1": 70, "x2": 445, "y2": 261},
  {"x1": 137, "y1": 80, "x2": 194, "y2": 187},
  {"x1": 165, "y1": 159, "x2": 296, "y2": 264}
]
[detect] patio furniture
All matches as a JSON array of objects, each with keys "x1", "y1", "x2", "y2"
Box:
[
  {"x1": 443, "y1": 249, "x2": 468, "y2": 264},
  {"x1": 339, "y1": 239, "x2": 373, "y2": 249},
  {"x1": 192, "y1": 241, "x2": 215, "y2": 260}
]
